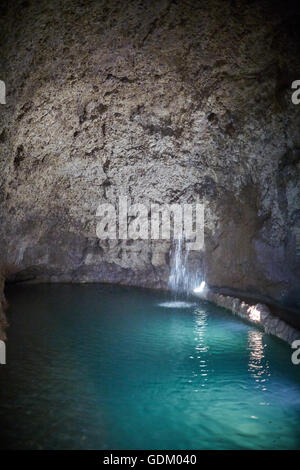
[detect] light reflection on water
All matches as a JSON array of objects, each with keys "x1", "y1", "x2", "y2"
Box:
[
  {"x1": 193, "y1": 308, "x2": 209, "y2": 390},
  {"x1": 158, "y1": 301, "x2": 196, "y2": 309},
  {"x1": 248, "y1": 330, "x2": 271, "y2": 393}
]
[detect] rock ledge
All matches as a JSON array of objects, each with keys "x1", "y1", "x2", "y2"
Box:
[{"x1": 201, "y1": 291, "x2": 300, "y2": 345}]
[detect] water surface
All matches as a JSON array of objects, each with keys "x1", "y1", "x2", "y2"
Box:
[{"x1": 0, "y1": 283, "x2": 300, "y2": 449}]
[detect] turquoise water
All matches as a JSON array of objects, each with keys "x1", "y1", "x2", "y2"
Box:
[{"x1": 0, "y1": 283, "x2": 300, "y2": 450}]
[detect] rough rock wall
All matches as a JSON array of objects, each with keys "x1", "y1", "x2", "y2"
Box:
[{"x1": 0, "y1": 0, "x2": 299, "y2": 303}]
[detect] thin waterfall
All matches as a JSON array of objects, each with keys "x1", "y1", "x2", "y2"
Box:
[{"x1": 168, "y1": 237, "x2": 204, "y2": 295}]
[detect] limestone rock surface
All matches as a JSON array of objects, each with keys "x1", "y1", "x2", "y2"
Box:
[{"x1": 0, "y1": 0, "x2": 299, "y2": 305}]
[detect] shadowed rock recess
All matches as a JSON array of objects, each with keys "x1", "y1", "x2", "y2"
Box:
[{"x1": 0, "y1": 0, "x2": 299, "y2": 324}]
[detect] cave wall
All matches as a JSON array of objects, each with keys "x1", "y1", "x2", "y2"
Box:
[{"x1": 0, "y1": 0, "x2": 299, "y2": 303}]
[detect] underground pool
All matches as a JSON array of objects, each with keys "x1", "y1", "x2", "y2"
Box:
[{"x1": 0, "y1": 283, "x2": 299, "y2": 450}]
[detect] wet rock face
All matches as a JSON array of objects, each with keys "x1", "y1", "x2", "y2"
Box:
[{"x1": 0, "y1": 0, "x2": 300, "y2": 302}]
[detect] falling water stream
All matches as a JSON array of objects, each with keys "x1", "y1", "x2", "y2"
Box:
[{"x1": 168, "y1": 237, "x2": 203, "y2": 295}]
